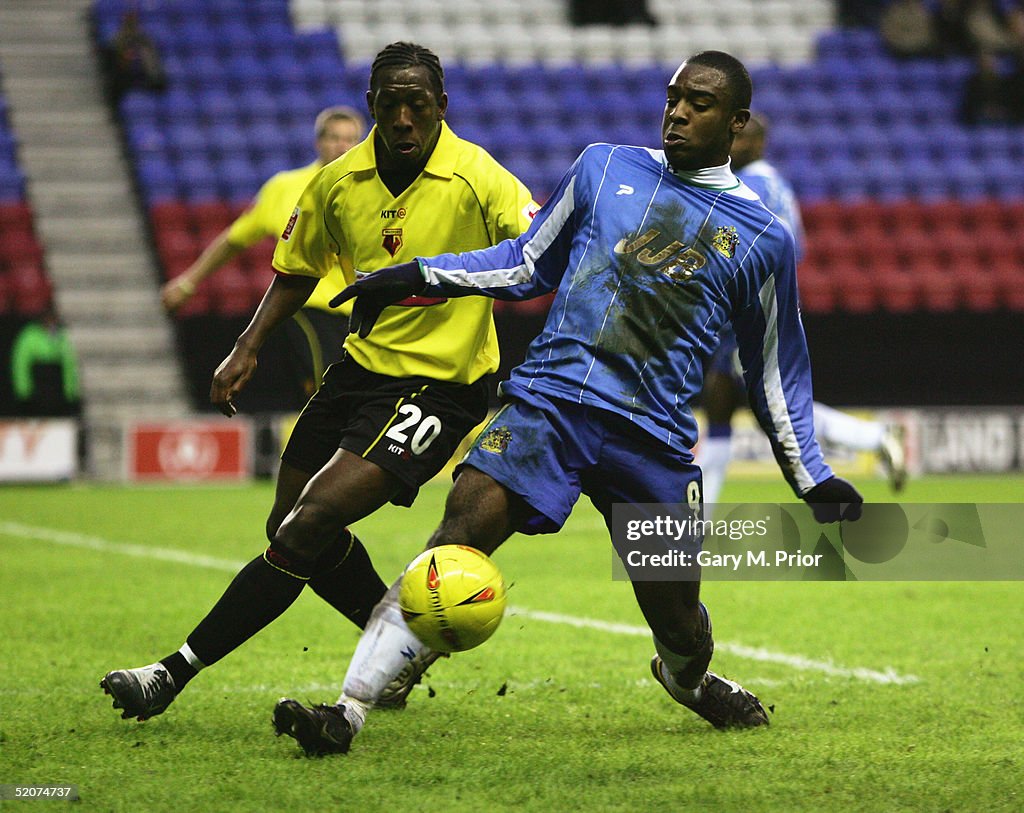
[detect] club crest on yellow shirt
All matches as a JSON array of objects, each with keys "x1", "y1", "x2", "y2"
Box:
[{"x1": 382, "y1": 228, "x2": 403, "y2": 257}]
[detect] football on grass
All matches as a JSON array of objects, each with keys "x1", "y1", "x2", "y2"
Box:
[{"x1": 398, "y1": 545, "x2": 507, "y2": 653}]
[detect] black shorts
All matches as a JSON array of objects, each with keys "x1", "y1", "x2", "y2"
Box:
[{"x1": 281, "y1": 355, "x2": 490, "y2": 506}]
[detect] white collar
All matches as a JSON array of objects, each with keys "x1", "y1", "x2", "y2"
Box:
[{"x1": 667, "y1": 157, "x2": 738, "y2": 189}]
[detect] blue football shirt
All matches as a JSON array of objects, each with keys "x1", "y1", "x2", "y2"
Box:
[{"x1": 417, "y1": 144, "x2": 831, "y2": 496}]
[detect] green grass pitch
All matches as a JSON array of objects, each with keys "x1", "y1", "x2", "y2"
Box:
[{"x1": 0, "y1": 474, "x2": 1021, "y2": 812}]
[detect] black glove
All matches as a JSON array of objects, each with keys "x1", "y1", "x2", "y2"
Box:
[
  {"x1": 329, "y1": 261, "x2": 427, "y2": 338},
  {"x1": 802, "y1": 476, "x2": 863, "y2": 523}
]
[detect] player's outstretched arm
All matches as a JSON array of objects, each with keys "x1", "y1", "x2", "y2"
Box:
[
  {"x1": 161, "y1": 230, "x2": 242, "y2": 313},
  {"x1": 330, "y1": 261, "x2": 426, "y2": 338}
]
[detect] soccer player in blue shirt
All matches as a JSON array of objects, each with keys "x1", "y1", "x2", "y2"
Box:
[
  {"x1": 698, "y1": 114, "x2": 906, "y2": 515},
  {"x1": 273, "y1": 51, "x2": 863, "y2": 755}
]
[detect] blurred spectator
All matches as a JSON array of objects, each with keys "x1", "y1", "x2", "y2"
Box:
[
  {"x1": 954, "y1": 1, "x2": 1024, "y2": 123},
  {"x1": 568, "y1": 0, "x2": 657, "y2": 25},
  {"x1": 100, "y1": 6, "x2": 166, "y2": 101},
  {"x1": 962, "y1": 51, "x2": 1024, "y2": 122},
  {"x1": 880, "y1": 1, "x2": 1024, "y2": 57},
  {"x1": 838, "y1": 0, "x2": 889, "y2": 27},
  {"x1": 880, "y1": 0, "x2": 944, "y2": 56},
  {"x1": 964, "y1": 0, "x2": 1023, "y2": 55},
  {"x1": 10, "y1": 304, "x2": 81, "y2": 417},
  {"x1": 161, "y1": 107, "x2": 366, "y2": 399}
]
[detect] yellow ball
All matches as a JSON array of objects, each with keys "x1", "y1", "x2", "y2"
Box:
[{"x1": 398, "y1": 545, "x2": 507, "y2": 653}]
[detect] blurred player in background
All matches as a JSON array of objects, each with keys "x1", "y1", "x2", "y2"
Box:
[
  {"x1": 272, "y1": 51, "x2": 862, "y2": 756},
  {"x1": 102, "y1": 42, "x2": 537, "y2": 723},
  {"x1": 697, "y1": 113, "x2": 906, "y2": 516},
  {"x1": 161, "y1": 106, "x2": 365, "y2": 399}
]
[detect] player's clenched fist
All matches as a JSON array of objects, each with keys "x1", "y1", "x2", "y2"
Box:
[{"x1": 210, "y1": 345, "x2": 258, "y2": 417}]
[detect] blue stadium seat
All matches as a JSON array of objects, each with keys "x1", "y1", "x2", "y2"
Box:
[
  {"x1": 295, "y1": 29, "x2": 341, "y2": 58},
  {"x1": 137, "y1": 160, "x2": 179, "y2": 203},
  {"x1": 277, "y1": 90, "x2": 319, "y2": 125},
  {"x1": 157, "y1": 89, "x2": 199, "y2": 123},
  {"x1": 234, "y1": 89, "x2": 279, "y2": 124},
  {"x1": 206, "y1": 127, "x2": 250, "y2": 160},
  {"x1": 223, "y1": 54, "x2": 267, "y2": 85},
  {"x1": 118, "y1": 91, "x2": 160, "y2": 122},
  {"x1": 126, "y1": 122, "x2": 167, "y2": 155},
  {"x1": 0, "y1": 166, "x2": 26, "y2": 201},
  {"x1": 166, "y1": 123, "x2": 209, "y2": 159}
]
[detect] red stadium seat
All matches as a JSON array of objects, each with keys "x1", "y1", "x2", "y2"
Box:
[
  {"x1": 800, "y1": 200, "x2": 846, "y2": 233},
  {"x1": 843, "y1": 201, "x2": 887, "y2": 234},
  {"x1": 0, "y1": 202, "x2": 33, "y2": 232},
  {"x1": 0, "y1": 229, "x2": 43, "y2": 266},
  {"x1": 196, "y1": 223, "x2": 227, "y2": 245},
  {"x1": 0, "y1": 270, "x2": 12, "y2": 314},
  {"x1": 887, "y1": 200, "x2": 930, "y2": 233},
  {"x1": 876, "y1": 269, "x2": 920, "y2": 312},
  {"x1": 208, "y1": 263, "x2": 256, "y2": 317},
  {"x1": 249, "y1": 264, "x2": 275, "y2": 293},
  {"x1": 833, "y1": 263, "x2": 877, "y2": 313},
  {"x1": 962, "y1": 199, "x2": 1012, "y2": 231},
  {"x1": 917, "y1": 268, "x2": 960, "y2": 312},
  {"x1": 992, "y1": 264, "x2": 1024, "y2": 310},
  {"x1": 154, "y1": 229, "x2": 200, "y2": 272},
  {"x1": 926, "y1": 200, "x2": 971, "y2": 231},
  {"x1": 190, "y1": 201, "x2": 235, "y2": 231},
  {"x1": 9, "y1": 263, "x2": 52, "y2": 316},
  {"x1": 962, "y1": 267, "x2": 1000, "y2": 312},
  {"x1": 242, "y1": 241, "x2": 274, "y2": 273},
  {"x1": 973, "y1": 228, "x2": 1019, "y2": 267},
  {"x1": 797, "y1": 267, "x2": 835, "y2": 313},
  {"x1": 149, "y1": 202, "x2": 190, "y2": 232},
  {"x1": 891, "y1": 230, "x2": 938, "y2": 269}
]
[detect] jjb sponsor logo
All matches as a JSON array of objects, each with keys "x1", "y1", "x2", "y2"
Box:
[{"x1": 614, "y1": 228, "x2": 706, "y2": 280}]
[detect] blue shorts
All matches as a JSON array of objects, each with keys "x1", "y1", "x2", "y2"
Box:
[{"x1": 461, "y1": 389, "x2": 701, "y2": 543}]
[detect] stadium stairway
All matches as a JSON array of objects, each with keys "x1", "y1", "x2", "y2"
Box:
[{"x1": 0, "y1": 0, "x2": 190, "y2": 478}]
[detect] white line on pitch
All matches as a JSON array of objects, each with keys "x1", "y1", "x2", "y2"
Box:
[
  {"x1": 0, "y1": 520, "x2": 920, "y2": 685},
  {"x1": 508, "y1": 608, "x2": 919, "y2": 685}
]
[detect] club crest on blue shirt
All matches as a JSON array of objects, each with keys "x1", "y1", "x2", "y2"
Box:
[
  {"x1": 711, "y1": 225, "x2": 739, "y2": 259},
  {"x1": 479, "y1": 425, "x2": 512, "y2": 454}
]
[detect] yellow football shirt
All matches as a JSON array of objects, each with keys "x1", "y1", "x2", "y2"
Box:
[
  {"x1": 225, "y1": 162, "x2": 345, "y2": 312},
  {"x1": 273, "y1": 123, "x2": 535, "y2": 384}
]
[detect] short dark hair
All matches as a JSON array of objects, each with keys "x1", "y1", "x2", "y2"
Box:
[
  {"x1": 686, "y1": 50, "x2": 752, "y2": 111},
  {"x1": 370, "y1": 42, "x2": 445, "y2": 102},
  {"x1": 314, "y1": 106, "x2": 366, "y2": 140}
]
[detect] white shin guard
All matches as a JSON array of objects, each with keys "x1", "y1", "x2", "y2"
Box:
[{"x1": 338, "y1": 579, "x2": 423, "y2": 721}]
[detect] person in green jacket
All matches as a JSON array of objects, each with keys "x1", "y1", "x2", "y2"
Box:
[{"x1": 10, "y1": 304, "x2": 80, "y2": 416}]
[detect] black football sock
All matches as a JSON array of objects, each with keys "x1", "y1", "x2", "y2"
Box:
[
  {"x1": 158, "y1": 651, "x2": 197, "y2": 691},
  {"x1": 309, "y1": 532, "x2": 388, "y2": 629},
  {"x1": 171, "y1": 548, "x2": 313, "y2": 675}
]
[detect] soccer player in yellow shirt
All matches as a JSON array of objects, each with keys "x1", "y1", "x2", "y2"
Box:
[
  {"x1": 160, "y1": 106, "x2": 365, "y2": 397},
  {"x1": 101, "y1": 42, "x2": 536, "y2": 722}
]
